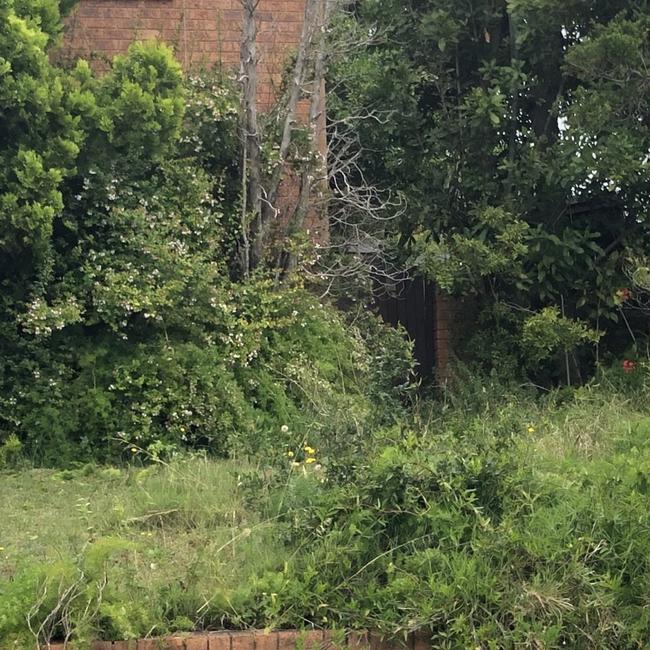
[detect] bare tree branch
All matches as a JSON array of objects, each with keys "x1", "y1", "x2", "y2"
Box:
[{"x1": 236, "y1": 0, "x2": 410, "y2": 295}]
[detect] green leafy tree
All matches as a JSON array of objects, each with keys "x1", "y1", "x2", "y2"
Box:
[
  {"x1": 330, "y1": 0, "x2": 649, "y2": 378},
  {"x1": 0, "y1": 0, "x2": 81, "y2": 262}
]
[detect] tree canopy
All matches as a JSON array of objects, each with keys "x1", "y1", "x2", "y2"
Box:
[{"x1": 329, "y1": 0, "x2": 649, "y2": 377}]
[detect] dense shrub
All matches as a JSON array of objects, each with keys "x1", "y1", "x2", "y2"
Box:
[
  {"x1": 0, "y1": 11, "x2": 414, "y2": 464},
  {"x1": 248, "y1": 380, "x2": 650, "y2": 648}
]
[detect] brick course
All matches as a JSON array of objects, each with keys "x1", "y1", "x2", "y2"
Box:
[{"x1": 43, "y1": 630, "x2": 429, "y2": 650}]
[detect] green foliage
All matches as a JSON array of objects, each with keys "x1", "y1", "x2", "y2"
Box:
[
  {"x1": 565, "y1": 13, "x2": 649, "y2": 192},
  {"x1": 4, "y1": 379, "x2": 650, "y2": 645},
  {"x1": 0, "y1": 459, "x2": 287, "y2": 646},
  {"x1": 522, "y1": 307, "x2": 600, "y2": 364},
  {"x1": 410, "y1": 207, "x2": 529, "y2": 294},
  {"x1": 0, "y1": 6, "x2": 410, "y2": 464},
  {"x1": 13, "y1": 0, "x2": 75, "y2": 40},
  {"x1": 0, "y1": 560, "x2": 77, "y2": 648},
  {"x1": 355, "y1": 313, "x2": 417, "y2": 412},
  {"x1": 0, "y1": 0, "x2": 81, "y2": 259},
  {"x1": 249, "y1": 379, "x2": 650, "y2": 647},
  {"x1": 180, "y1": 73, "x2": 241, "y2": 259},
  {"x1": 93, "y1": 41, "x2": 185, "y2": 170},
  {"x1": 7, "y1": 3, "x2": 650, "y2": 644},
  {"x1": 0, "y1": 435, "x2": 22, "y2": 469},
  {"x1": 330, "y1": 0, "x2": 650, "y2": 376},
  {"x1": 181, "y1": 73, "x2": 239, "y2": 165},
  {"x1": 5, "y1": 277, "x2": 401, "y2": 464}
]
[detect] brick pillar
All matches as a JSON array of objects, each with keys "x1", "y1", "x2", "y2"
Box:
[{"x1": 435, "y1": 287, "x2": 454, "y2": 385}]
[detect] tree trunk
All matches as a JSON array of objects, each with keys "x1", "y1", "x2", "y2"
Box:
[{"x1": 239, "y1": 0, "x2": 263, "y2": 273}]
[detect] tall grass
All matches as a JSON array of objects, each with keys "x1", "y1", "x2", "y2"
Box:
[
  {"x1": 0, "y1": 457, "x2": 285, "y2": 647},
  {"x1": 3, "y1": 376, "x2": 650, "y2": 648}
]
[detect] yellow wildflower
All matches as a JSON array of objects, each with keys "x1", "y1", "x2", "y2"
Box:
[
  {"x1": 527, "y1": 426, "x2": 535, "y2": 433},
  {"x1": 304, "y1": 445, "x2": 316, "y2": 455},
  {"x1": 305, "y1": 457, "x2": 317, "y2": 464},
  {"x1": 130, "y1": 447, "x2": 138, "y2": 453},
  {"x1": 287, "y1": 451, "x2": 294, "y2": 458}
]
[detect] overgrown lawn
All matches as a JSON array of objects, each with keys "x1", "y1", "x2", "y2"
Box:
[{"x1": 0, "y1": 457, "x2": 285, "y2": 646}]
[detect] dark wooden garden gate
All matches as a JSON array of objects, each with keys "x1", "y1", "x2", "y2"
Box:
[{"x1": 375, "y1": 278, "x2": 438, "y2": 376}]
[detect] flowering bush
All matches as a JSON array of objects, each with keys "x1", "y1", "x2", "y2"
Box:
[{"x1": 0, "y1": 20, "x2": 413, "y2": 464}]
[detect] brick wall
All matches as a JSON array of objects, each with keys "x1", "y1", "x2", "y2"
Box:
[
  {"x1": 43, "y1": 629, "x2": 431, "y2": 650},
  {"x1": 62, "y1": 0, "x2": 328, "y2": 243},
  {"x1": 63, "y1": 0, "x2": 308, "y2": 110}
]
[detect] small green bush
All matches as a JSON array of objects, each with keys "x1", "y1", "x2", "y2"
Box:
[{"x1": 0, "y1": 434, "x2": 22, "y2": 469}]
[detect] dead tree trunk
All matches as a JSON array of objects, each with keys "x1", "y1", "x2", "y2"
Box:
[
  {"x1": 282, "y1": 0, "x2": 331, "y2": 273},
  {"x1": 239, "y1": 0, "x2": 263, "y2": 276},
  {"x1": 239, "y1": 0, "x2": 324, "y2": 275},
  {"x1": 238, "y1": 0, "x2": 403, "y2": 288}
]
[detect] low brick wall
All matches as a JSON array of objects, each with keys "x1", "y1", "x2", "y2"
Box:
[{"x1": 43, "y1": 629, "x2": 430, "y2": 650}]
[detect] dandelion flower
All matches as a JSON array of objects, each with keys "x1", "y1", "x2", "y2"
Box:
[
  {"x1": 304, "y1": 445, "x2": 316, "y2": 455},
  {"x1": 527, "y1": 426, "x2": 535, "y2": 433},
  {"x1": 305, "y1": 457, "x2": 317, "y2": 464},
  {"x1": 281, "y1": 425, "x2": 289, "y2": 433},
  {"x1": 130, "y1": 447, "x2": 138, "y2": 453},
  {"x1": 287, "y1": 451, "x2": 294, "y2": 458}
]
